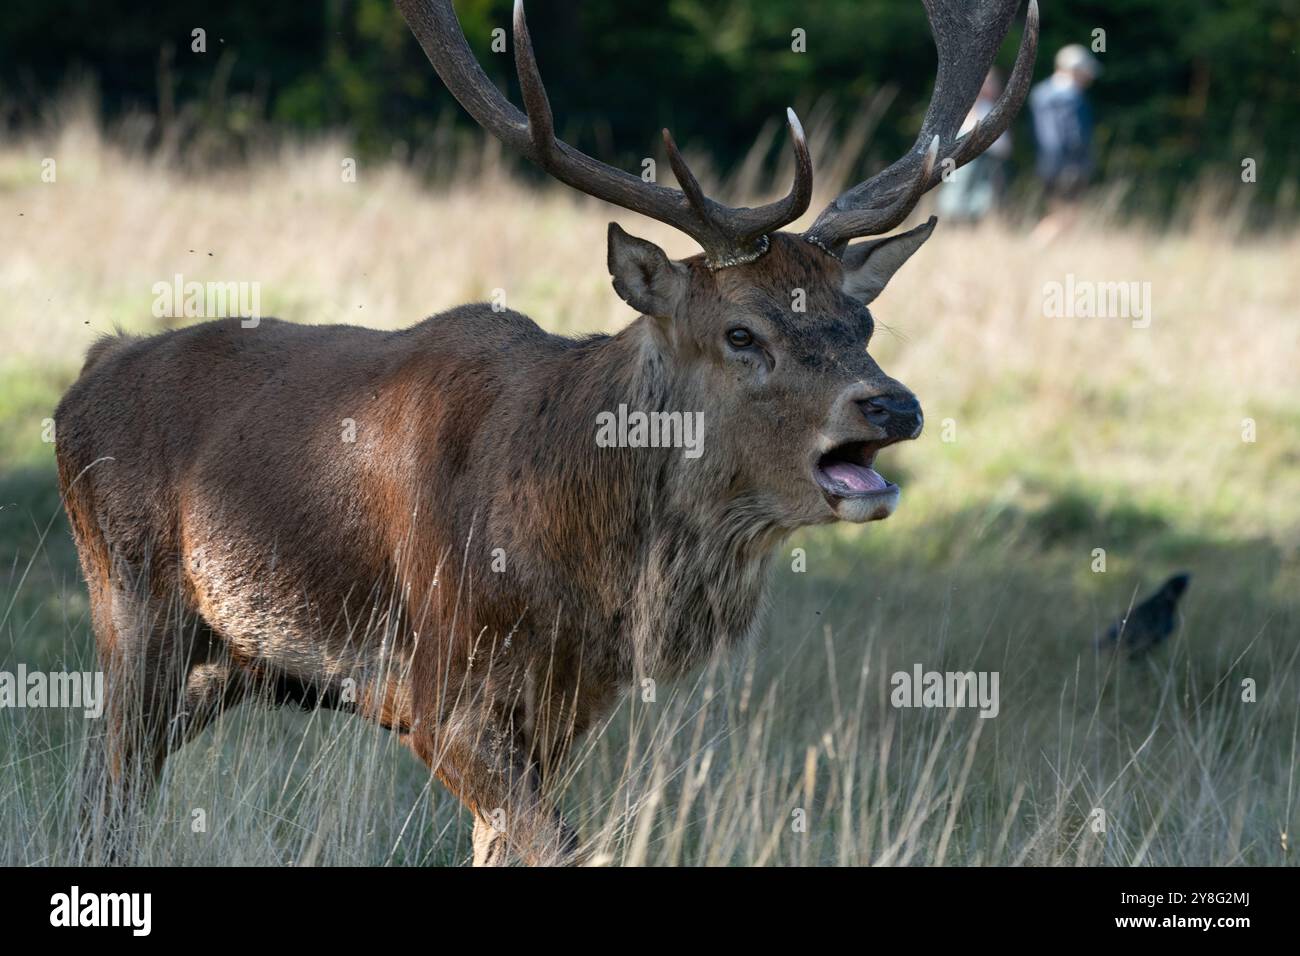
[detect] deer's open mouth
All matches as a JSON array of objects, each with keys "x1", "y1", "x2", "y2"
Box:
[{"x1": 814, "y1": 441, "x2": 900, "y2": 522}]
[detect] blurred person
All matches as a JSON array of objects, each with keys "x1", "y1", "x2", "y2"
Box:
[
  {"x1": 937, "y1": 69, "x2": 1012, "y2": 225},
  {"x1": 1029, "y1": 44, "x2": 1101, "y2": 241}
]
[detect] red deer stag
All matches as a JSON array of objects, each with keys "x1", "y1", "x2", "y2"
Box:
[{"x1": 56, "y1": 0, "x2": 1037, "y2": 865}]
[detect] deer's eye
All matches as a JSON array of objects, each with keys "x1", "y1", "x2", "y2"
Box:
[{"x1": 726, "y1": 327, "x2": 755, "y2": 350}]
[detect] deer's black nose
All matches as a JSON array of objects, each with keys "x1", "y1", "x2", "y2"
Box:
[{"x1": 858, "y1": 392, "x2": 923, "y2": 438}]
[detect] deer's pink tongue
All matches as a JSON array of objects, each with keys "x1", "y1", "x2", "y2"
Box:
[{"x1": 823, "y1": 461, "x2": 888, "y2": 493}]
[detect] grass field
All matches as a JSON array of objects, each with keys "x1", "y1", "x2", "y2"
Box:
[{"x1": 1, "y1": 107, "x2": 1297, "y2": 865}]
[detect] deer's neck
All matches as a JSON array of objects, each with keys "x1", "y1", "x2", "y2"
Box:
[{"x1": 525, "y1": 320, "x2": 785, "y2": 675}]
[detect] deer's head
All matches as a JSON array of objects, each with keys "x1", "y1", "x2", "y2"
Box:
[{"x1": 399, "y1": 0, "x2": 1038, "y2": 528}]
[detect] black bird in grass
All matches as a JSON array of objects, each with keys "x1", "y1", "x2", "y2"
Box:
[{"x1": 1099, "y1": 572, "x2": 1192, "y2": 659}]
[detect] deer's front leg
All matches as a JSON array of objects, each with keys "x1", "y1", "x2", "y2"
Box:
[
  {"x1": 471, "y1": 814, "x2": 510, "y2": 866},
  {"x1": 411, "y1": 712, "x2": 577, "y2": 866}
]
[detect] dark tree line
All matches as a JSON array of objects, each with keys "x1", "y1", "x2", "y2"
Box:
[{"x1": 4, "y1": 0, "x2": 1297, "y2": 218}]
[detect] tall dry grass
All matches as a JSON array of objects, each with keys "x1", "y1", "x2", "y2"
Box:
[{"x1": 0, "y1": 99, "x2": 1297, "y2": 865}]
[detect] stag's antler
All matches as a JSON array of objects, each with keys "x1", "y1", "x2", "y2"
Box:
[
  {"x1": 804, "y1": 0, "x2": 1039, "y2": 255},
  {"x1": 396, "y1": 0, "x2": 812, "y2": 269}
]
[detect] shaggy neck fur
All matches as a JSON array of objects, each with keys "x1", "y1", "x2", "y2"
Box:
[{"x1": 502, "y1": 317, "x2": 789, "y2": 680}]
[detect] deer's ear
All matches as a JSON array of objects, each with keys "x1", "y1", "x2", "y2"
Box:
[
  {"x1": 840, "y1": 216, "x2": 937, "y2": 305},
  {"x1": 607, "y1": 223, "x2": 688, "y2": 318}
]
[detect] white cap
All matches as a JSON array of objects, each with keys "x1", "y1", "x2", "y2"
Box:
[{"x1": 1055, "y1": 44, "x2": 1102, "y2": 77}]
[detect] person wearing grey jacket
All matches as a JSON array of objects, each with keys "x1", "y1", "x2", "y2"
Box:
[{"x1": 1029, "y1": 44, "x2": 1101, "y2": 239}]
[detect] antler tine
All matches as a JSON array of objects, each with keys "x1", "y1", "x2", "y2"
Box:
[
  {"x1": 397, "y1": 0, "x2": 813, "y2": 269},
  {"x1": 879, "y1": 134, "x2": 940, "y2": 233},
  {"x1": 503, "y1": 0, "x2": 695, "y2": 228},
  {"x1": 661, "y1": 128, "x2": 713, "y2": 220},
  {"x1": 511, "y1": 0, "x2": 555, "y2": 158},
  {"x1": 804, "y1": 0, "x2": 1038, "y2": 253},
  {"x1": 395, "y1": 0, "x2": 531, "y2": 153},
  {"x1": 740, "y1": 108, "x2": 814, "y2": 245},
  {"x1": 806, "y1": 135, "x2": 939, "y2": 255},
  {"x1": 948, "y1": 0, "x2": 1038, "y2": 167},
  {"x1": 663, "y1": 109, "x2": 814, "y2": 267}
]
